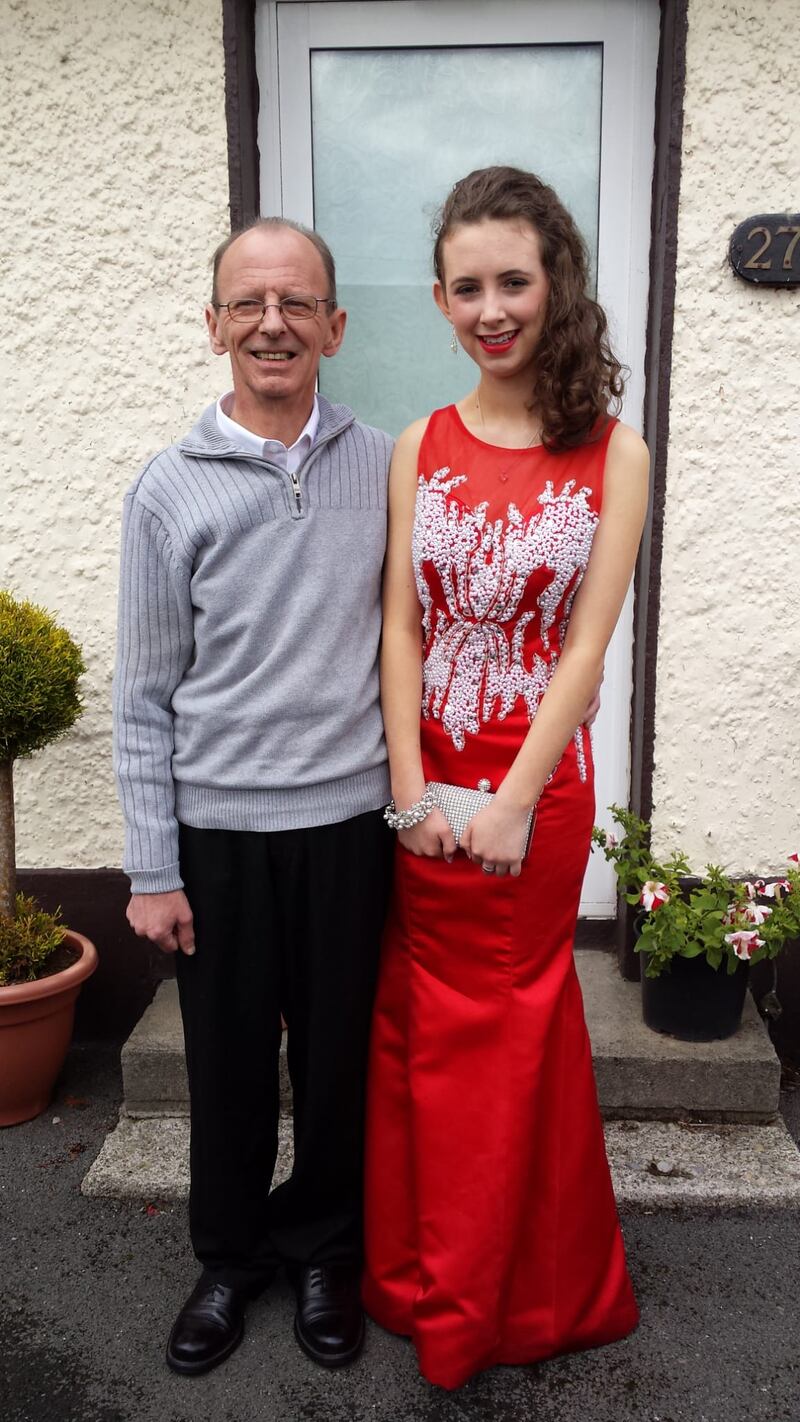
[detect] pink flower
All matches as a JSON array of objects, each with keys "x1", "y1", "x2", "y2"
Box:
[
  {"x1": 606, "y1": 832, "x2": 619, "y2": 849},
  {"x1": 744, "y1": 881, "x2": 757, "y2": 900},
  {"x1": 789, "y1": 852, "x2": 799, "y2": 865},
  {"x1": 640, "y1": 880, "x2": 670, "y2": 911},
  {"x1": 763, "y1": 879, "x2": 792, "y2": 899},
  {"x1": 724, "y1": 930, "x2": 764, "y2": 960}
]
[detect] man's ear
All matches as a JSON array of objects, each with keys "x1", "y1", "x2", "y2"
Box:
[
  {"x1": 321, "y1": 306, "x2": 347, "y2": 358},
  {"x1": 205, "y1": 303, "x2": 228, "y2": 356}
]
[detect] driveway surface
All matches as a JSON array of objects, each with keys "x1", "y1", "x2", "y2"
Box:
[{"x1": 2, "y1": 1044, "x2": 800, "y2": 1422}]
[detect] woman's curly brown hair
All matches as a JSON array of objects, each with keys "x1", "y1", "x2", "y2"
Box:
[{"x1": 433, "y1": 166, "x2": 625, "y2": 451}]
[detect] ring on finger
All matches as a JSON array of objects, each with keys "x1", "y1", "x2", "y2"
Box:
[{"x1": 481, "y1": 862, "x2": 495, "y2": 874}]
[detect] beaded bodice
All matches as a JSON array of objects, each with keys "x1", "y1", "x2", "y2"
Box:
[{"x1": 412, "y1": 405, "x2": 613, "y2": 765}]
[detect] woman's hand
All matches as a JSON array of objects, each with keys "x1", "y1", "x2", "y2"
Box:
[
  {"x1": 461, "y1": 799, "x2": 532, "y2": 878},
  {"x1": 398, "y1": 807, "x2": 458, "y2": 861}
]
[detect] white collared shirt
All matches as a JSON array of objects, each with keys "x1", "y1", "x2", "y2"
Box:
[{"x1": 215, "y1": 392, "x2": 320, "y2": 474}]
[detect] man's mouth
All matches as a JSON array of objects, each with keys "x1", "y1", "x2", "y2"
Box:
[
  {"x1": 252, "y1": 351, "x2": 295, "y2": 361},
  {"x1": 477, "y1": 330, "x2": 519, "y2": 353}
]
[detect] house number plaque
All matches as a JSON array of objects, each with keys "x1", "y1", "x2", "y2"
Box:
[{"x1": 730, "y1": 213, "x2": 800, "y2": 287}]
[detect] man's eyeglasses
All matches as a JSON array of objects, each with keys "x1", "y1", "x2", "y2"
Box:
[{"x1": 214, "y1": 296, "x2": 336, "y2": 323}]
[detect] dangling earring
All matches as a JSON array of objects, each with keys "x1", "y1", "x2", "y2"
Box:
[{"x1": 450, "y1": 325, "x2": 458, "y2": 355}]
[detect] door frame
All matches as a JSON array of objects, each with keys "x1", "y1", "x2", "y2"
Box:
[{"x1": 219, "y1": 0, "x2": 691, "y2": 973}]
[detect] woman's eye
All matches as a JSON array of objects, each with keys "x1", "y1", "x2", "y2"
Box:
[
  {"x1": 505, "y1": 278, "x2": 528, "y2": 289},
  {"x1": 453, "y1": 285, "x2": 478, "y2": 297}
]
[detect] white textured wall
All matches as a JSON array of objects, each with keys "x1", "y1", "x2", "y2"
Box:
[
  {"x1": 3, "y1": 0, "x2": 797, "y2": 880},
  {"x1": 1, "y1": 0, "x2": 229, "y2": 868},
  {"x1": 651, "y1": 0, "x2": 800, "y2": 872}
]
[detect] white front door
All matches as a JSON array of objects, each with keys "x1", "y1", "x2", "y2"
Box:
[{"x1": 256, "y1": 0, "x2": 659, "y2": 915}]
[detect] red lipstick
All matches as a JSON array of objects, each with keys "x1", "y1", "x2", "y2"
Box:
[{"x1": 477, "y1": 330, "x2": 519, "y2": 355}]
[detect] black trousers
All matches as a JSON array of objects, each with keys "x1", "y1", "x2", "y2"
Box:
[{"x1": 175, "y1": 811, "x2": 393, "y2": 1289}]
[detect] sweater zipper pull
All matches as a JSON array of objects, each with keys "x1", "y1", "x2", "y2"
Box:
[{"x1": 289, "y1": 469, "x2": 302, "y2": 515}]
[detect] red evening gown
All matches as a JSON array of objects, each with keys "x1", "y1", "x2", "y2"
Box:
[{"x1": 362, "y1": 405, "x2": 638, "y2": 1389}]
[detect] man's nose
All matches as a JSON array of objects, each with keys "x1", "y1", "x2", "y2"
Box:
[{"x1": 258, "y1": 303, "x2": 288, "y2": 335}]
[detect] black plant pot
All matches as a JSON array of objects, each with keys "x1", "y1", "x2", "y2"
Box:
[{"x1": 640, "y1": 950, "x2": 750, "y2": 1042}]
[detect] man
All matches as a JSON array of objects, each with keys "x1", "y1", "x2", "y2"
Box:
[{"x1": 114, "y1": 217, "x2": 394, "y2": 1375}]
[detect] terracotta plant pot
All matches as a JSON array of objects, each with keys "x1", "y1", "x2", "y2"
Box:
[{"x1": 0, "y1": 930, "x2": 98, "y2": 1126}]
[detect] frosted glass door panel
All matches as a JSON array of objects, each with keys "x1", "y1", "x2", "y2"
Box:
[
  {"x1": 311, "y1": 46, "x2": 601, "y2": 435},
  {"x1": 259, "y1": 0, "x2": 661, "y2": 916}
]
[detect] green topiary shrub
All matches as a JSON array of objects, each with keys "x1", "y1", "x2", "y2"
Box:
[
  {"x1": 0, "y1": 590, "x2": 85, "y2": 932},
  {"x1": 0, "y1": 590, "x2": 85, "y2": 762}
]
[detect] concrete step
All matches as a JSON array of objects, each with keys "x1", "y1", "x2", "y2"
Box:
[
  {"x1": 579, "y1": 950, "x2": 780, "y2": 1124},
  {"x1": 82, "y1": 1112, "x2": 800, "y2": 1210},
  {"x1": 122, "y1": 950, "x2": 781, "y2": 1125}
]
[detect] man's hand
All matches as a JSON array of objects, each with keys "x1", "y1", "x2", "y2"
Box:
[
  {"x1": 126, "y1": 890, "x2": 195, "y2": 955},
  {"x1": 583, "y1": 671, "x2": 604, "y2": 729}
]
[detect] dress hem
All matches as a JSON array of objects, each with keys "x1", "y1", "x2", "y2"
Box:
[{"x1": 363, "y1": 1293, "x2": 641, "y2": 1391}]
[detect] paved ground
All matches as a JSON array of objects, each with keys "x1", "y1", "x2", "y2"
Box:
[{"x1": 2, "y1": 1045, "x2": 800, "y2": 1422}]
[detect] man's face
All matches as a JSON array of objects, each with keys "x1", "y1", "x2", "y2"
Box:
[{"x1": 205, "y1": 226, "x2": 346, "y2": 423}]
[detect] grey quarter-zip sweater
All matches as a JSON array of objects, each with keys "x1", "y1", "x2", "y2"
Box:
[{"x1": 113, "y1": 396, "x2": 393, "y2": 894}]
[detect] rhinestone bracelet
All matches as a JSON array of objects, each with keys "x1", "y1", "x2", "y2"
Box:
[{"x1": 383, "y1": 787, "x2": 436, "y2": 832}]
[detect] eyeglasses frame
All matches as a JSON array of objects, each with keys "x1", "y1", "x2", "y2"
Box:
[{"x1": 213, "y1": 296, "x2": 337, "y2": 323}]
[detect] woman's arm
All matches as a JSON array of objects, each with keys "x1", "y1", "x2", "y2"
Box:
[
  {"x1": 463, "y1": 422, "x2": 650, "y2": 875},
  {"x1": 381, "y1": 419, "x2": 457, "y2": 860}
]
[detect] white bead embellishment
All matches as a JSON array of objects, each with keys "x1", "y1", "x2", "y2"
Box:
[{"x1": 412, "y1": 465, "x2": 598, "y2": 779}]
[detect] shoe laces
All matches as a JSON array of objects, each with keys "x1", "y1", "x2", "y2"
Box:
[{"x1": 305, "y1": 1264, "x2": 352, "y2": 1304}]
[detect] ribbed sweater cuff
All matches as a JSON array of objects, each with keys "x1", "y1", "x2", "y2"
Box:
[
  {"x1": 174, "y1": 764, "x2": 391, "y2": 832},
  {"x1": 127, "y1": 863, "x2": 184, "y2": 895}
]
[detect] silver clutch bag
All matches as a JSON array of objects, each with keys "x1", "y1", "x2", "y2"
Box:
[{"x1": 427, "y1": 779, "x2": 535, "y2": 859}]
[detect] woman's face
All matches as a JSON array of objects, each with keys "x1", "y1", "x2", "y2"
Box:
[{"x1": 434, "y1": 217, "x2": 550, "y2": 379}]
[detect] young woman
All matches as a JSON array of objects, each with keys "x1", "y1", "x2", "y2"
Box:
[{"x1": 362, "y1": 166, "x2": 649, "y2": 1389}]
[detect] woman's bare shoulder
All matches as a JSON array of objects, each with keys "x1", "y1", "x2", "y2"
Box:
[
  {"x1": 393, "y1": 414, "x2": 432, "y2": 459},
  {"x1": 608, "y1": 420, "x2": 649, "y2": 468},
  {"x1": 602, "y1": 421, "x2": 650, "y2": 524}
]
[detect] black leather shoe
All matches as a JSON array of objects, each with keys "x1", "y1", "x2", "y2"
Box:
[
  {"x1": 166, "y1": 1278, "x2": 251, "y2": 1376},
  {"x1": 293, "y1": 1264, "x2": 365, "y2": 1367}
]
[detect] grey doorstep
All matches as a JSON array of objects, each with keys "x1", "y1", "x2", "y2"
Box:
[
  {"x1": 83, "y1": 949, "x2": 798, "y2": 1208},
  {"x1": 121, "y1": 951, "x2": 781, "y2": 1124},
  {"x1": 81, "y1": 1111, "x2": 800, "y2": 1210}
]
